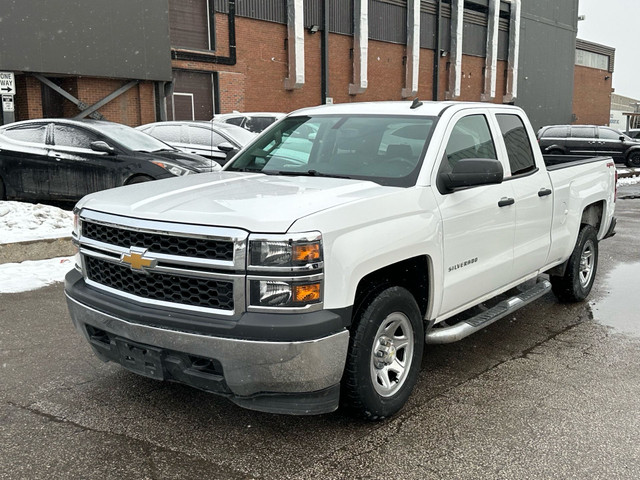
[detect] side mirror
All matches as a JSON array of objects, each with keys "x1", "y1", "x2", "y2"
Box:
[
  {"x1": 90, "y1": 141, "x2": 115, "y2": 154},
  {"x1": 620, "y1": 136, "x2": 626, "y2": 142},
  {"x1": 439, "y1": 158, "x2": 504, "y2": 193}
]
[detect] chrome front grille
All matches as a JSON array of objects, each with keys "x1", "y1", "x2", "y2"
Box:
[{"x1": 77, "y1": 210, "x2": 247, "y2": 316}]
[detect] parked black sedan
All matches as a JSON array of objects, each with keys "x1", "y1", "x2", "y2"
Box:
[
  {"x1": 0, "y1": 119, "x2": 221, "y2": 202},
  {"x1": 136, "y1": 121, "x2": 256, "y2": 165}
]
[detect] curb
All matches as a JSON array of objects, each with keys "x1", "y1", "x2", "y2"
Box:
[{"x1": 0, "y1": 237, "x2": 75, "y2": 265}]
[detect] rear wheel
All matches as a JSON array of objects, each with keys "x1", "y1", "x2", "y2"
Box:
[
  {"x1": 551, "y1": 225, "x2": 598, "y2": 302},
  {"x1": 342, "y1": 286, "x2": 424, "y2": 420},
  {"x1": 626, "y1": 151, "x2": 640, "y2": 168},
  {"x1": 125, "y1": 175, "x2": 154, "y2": 185}
]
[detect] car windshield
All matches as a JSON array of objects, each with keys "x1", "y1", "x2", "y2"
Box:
[
  {"x1": 95, "y1": 122, "x2": 176, "y2": 152},
  {"x1": 225, "y1": 115, "x2": 436, "y2": 187}
]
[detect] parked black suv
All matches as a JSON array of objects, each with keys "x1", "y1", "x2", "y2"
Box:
[{"x1": 537, "y1": 125, "x2": 640, "y2": 167}]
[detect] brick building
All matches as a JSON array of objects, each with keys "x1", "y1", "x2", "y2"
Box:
[
  {"x1": 572, "y1": 39, "x2": 616, "y2": 126},
  {"x1": 0, "y1": 0, "x2": 613, "y2": 131}
]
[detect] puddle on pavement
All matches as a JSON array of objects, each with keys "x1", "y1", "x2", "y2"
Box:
[{"x1": 590, "y1": 262, "x2": 640, "y2": 336}]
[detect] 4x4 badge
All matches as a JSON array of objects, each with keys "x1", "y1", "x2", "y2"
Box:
[{"x1": 120, "y1": 247, "x2": 158, "y2": 272}]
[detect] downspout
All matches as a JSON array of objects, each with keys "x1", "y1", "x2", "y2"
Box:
[
  {"x1": 433, "y1": 0, "x2": 442, "y2": 101},
  {"x1": 349, "y1": 0, "x2": 368, "y2": 95},
  {"x1": 321, "y1": 0, "x2": 330, "y2": 103},
  {"x1": 504, "y1": 0, "x2": 521, "y2": 103},
  {"x1": 285, "y1": 0, "x2": 305, "y2": 90},
  {"x1": 481, "y1": 0, "x2": 500, "y2": 101},
  {"x1": 446, "y1": 0, "x2": 464, "y2": 100},
  {"x1": 402, "y1": 0, "x2": 420, "y2": 98}
]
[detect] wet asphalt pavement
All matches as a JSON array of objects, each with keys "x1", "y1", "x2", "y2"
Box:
[{"x1": 1, "y1": 186, "x2": 639, "y2": 479}]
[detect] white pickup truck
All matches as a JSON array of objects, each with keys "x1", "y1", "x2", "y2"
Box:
[{"x1": 65, "y1": 101, "x2": 617, "y2": 419}]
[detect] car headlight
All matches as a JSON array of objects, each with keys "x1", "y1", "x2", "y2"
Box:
[
  {"x1": 249, "y1": 277, "x2": 323, "y2": 308},
  {"x1": 249, "y1": 232, "x2": 322, "y2": 269},
  {"x1": 151, "y1": 160, "x2": 193, "y2": 176},
  {"x1": 247, "y1": 232, "x2": 323, "y2": 311}
]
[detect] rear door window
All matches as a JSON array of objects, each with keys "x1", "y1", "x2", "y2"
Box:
[
  {"x1": 571, "y1": 126, "x2": 596, "y2": 138},
  {"x1": 496, "y1": 114, "x2": 536, "y2": 176},
  {"x1": 151, "y1": 125, "x2": 182, "y2": 143},
  {"x1": 187, "y1": 126, "x2": 226, "y2": 146}
]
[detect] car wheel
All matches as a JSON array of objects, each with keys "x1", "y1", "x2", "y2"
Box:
[
  {"x1": 0, "y1": 177, "x2": 5, "y2": 200},
  {"x1": 125, "y1": 175, "x2": 154, "y2": 185},
  {"x1": 551, "y1": 225, "x2": 598, "y2": 302},
  {"x1": 342, "y1": 286, "x2": 424, "y2": 420},
  {"x1": 626, "y1": 151, "x2": 640, "y2": 168}
]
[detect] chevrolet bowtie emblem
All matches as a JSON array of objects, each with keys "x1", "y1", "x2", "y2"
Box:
[{"x1": 120, "y1": 247, "x2": 158, "y2": 271}]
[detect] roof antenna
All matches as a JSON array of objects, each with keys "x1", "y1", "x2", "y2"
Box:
[{"x1": 410, "y1": 98, "x2": 423, "y2": 109}]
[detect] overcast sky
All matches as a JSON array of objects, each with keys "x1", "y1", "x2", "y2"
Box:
[{"x1": 577, "y1": 0, "x2": 638, "y2": 99}]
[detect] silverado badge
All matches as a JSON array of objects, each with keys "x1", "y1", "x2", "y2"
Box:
[{"x1": 120, "y1": 247, "x2": 158, "y2": 272}]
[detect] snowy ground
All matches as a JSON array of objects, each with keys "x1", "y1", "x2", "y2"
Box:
[
  {"x1": 1, "y1": 201, "x2": 74, "y2": 293},
  {"x1": 1, "y1": 173, "x2": 639, "y2": 294}
]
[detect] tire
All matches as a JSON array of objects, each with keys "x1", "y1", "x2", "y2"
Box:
[
  {"x1": 626, "y1": 151, "x2": 640, "y2": 168},
  {"x1": 342, "y1": 286, "x2": 424, "y2": 420},
  {"x1": 551, "y1": 225, "x2": 598, "y2": 302},
  {"x1": 125, "y1": 175, "x2": 154, "y2": 185},
  {"x1": 0, "y1": 177, "x2": 5, "y2": 200}
]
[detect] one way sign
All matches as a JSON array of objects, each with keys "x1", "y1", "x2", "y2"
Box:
[{"x1": 0, "y1": 72, "x2": 15, "y2": 95}]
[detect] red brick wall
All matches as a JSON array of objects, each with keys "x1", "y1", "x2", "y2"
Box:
[
  {"x1": 572, "y1": 64, "x2": 612, "y2": 126},
  {"x1": 172, "y1": 15, "x2": 510, "y2": 114},
  {"x1": 13, "y1": 76, "x2": 155, "y2": 126}
]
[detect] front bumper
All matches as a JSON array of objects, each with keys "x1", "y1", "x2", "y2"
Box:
[{"x1": 66, "y1": 294, "x2": 349, "y2": 415}]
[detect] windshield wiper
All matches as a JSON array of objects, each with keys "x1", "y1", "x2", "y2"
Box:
[{"x1": 267, "y1": 169, "x2": 352, "y2": 179}]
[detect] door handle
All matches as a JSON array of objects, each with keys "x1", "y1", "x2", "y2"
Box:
[
  {"x1": 498, "y1": 197, "x2": 515, "y2": 207},
  {"x1": 538, "y1": 188, "x2": 552, "y2": 197}
]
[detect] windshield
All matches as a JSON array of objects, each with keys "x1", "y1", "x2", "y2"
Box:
[
  {"x1": 225, "y1": 115, "x2": 436, "y2": 187},
  {"x1": 96, "y1": 122, "x2": 176, "y2": 152}
]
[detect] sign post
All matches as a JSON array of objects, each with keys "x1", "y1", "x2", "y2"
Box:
[{"x1": 0, "y1": 72, "x2": 16, "y2": 125}]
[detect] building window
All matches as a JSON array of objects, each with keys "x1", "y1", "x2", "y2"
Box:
[
  {"x1": 575, "y1": 49, "x2": 609, "y2": 71},
  {"x1": 169, "y1": 0, "x2": 215, "y2": 51}
]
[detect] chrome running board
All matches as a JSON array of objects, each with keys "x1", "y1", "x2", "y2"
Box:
[{"x1": 425, "y1": 279, "x2": 552, "y2": 344}]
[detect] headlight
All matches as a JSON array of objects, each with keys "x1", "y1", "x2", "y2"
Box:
[
  {"x1": 247, "y1": 232, "x2": 323, "y2": 311},
  {"x1": 248, "y1": 277, "x2": 323, "y2": 308},
  {"x1": 151, "y1": 160, "x2": 193, "y2": 176},
  {"x1": 249, "y1": 232, "x2": 322, "y2": 270}
]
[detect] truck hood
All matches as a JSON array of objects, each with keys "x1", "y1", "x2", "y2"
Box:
[{"x1": 77, "y1": 172, "x2": 394, "y2": 232}]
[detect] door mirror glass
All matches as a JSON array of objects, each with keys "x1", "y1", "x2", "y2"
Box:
[{"x1": 90, "y1": 141, "x2": 115, "y2": 154}]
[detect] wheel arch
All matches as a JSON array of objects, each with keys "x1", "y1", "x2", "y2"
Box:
[{"x1": 351, "y1": 255, "x2": 432, "y2": 326}]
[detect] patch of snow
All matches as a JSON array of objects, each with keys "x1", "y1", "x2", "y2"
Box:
[
  {"x1": 618, "y1": 175, "x2": 640, "y2": 186},
  {"x1": 0, "y1": 201, "x2": 73, "y2": 244},
  {"x1": 0, "y1": 256, "x2": 74, "y2": 293}
]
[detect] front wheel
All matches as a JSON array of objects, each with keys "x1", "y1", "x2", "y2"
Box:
[
  {"x1": 342, "y1": 286, "x2": 424, "y2": 420},
  {"x1": 626, "y1": 151, "x2": 640, "y2": 168},
  {"x1": 551, "y1": 225, "x2": 598, "y2": 302}
]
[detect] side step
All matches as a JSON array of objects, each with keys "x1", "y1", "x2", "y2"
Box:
[{"x1": 425, "y1": 279, "x2": 552, "y2": 344}]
